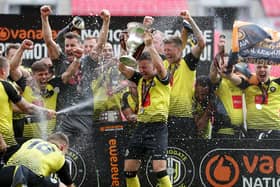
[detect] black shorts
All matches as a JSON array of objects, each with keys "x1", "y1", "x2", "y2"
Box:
[
  {"x1": 125, "y1": 122, "x2": 168, "y2": 160},
  {"x1": 0, "y1": 165, "x2": 59, "y2": 187}
]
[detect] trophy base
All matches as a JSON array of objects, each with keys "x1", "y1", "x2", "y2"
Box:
[{"x1": 119, "y1": 56, "x2": 137, "y2": 67}]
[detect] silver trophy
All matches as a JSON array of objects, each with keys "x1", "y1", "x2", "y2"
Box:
[
  {"x1": 119, "y1": 22, "x2": 145, "y2": 67},
  {"x1": 71, "y1": 16, "x2": 85, "y2": 30}
]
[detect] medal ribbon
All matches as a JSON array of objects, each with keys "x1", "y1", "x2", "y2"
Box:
[
  {"x1": 141, "y1": 79, "x2": 154, "y2": 107},
  {"x1": 168, "y1": 63, "x2": 179, "y2": 86},
  {"x1": 258, "y1": 80, "x2": 270, "y2": 104}
]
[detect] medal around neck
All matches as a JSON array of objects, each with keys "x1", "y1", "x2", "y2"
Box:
[{"x1": 256, "y1": 104, "x2": 262, "y2": 110}]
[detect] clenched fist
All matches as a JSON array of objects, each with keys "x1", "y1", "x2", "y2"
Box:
[
  {"x1": 40, "y1": 5, "x2": 52, "y2": 17},
  {"x1": 100, "y1": 9, "x2": 111, "y2": 22},
  {"x1": 21, "y1": 39, "x2": 34, "y2": 50}
]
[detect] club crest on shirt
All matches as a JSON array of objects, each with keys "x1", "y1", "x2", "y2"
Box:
[{"x1": 270, "y1": 86, "x2": 276, "y2": 92}]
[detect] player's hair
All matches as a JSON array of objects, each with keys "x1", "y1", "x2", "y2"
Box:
[
  {"x1": 84, "y1": 36, "x2": 98, "y2": 42},
  {"x1": 47, "y1": 132, "x2": 69, "y2": 146},
  {"x1": 195, "y1": 75, "x2": 211, "y2": 88},
  {"x1": 163, "y1": 35, "x2": 183, "y2": 48},
  {"x1": 0, "y1": 56, "x2": 8, "y2": 69},
  {"x1": 31, "y1": 60, "x2": 49, "y2": 73},
  {"x1": 138, "y1": 51, "x2": 152, "y2": 61},
  {"x1": 64, "y1": 32, "x2": 82, "y2": 44}
]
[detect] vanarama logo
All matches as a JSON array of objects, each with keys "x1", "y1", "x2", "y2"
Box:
[
  {"x1": 145, "y1": 147, "x2": 195, "y2": 186},
  {"x1": 66, "y1": 148, "x2": 87, "y2": 187},
  {"x1": 0, "y1": 27, "x2": 10, "y2": 41},
  {"x1": 204, "y1": 154, "x2": 239, "y2": 187},
  {"x1": 0, "y1": 27, "x2": 58, "y2": 41},
  {"x1": 200, "y1": 148, "x2": 280, "y2": 187},
  {"x1": 108, "y1": 138, "x2": 121, "y2": 187}
]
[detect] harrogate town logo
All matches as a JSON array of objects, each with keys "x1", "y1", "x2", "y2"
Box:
[
  {"x1": 145, "y1": 147, "x2": 195, "y2": 187},
  {"x1": 66, "y1": 148, "x2": 87, "y2": 187}
]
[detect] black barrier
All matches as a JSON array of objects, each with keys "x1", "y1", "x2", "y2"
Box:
[
  {"x1": 65, "y1": 122, "x2": 280, "y2": 187},
  {"x1": 92, "y1": 122, "x2": 128, "y2": 187},
  {"x1": 65, "y1": 122, "x2": 129, "y2": 187},
  {"x1": 65, "y1": 131, "x2": 98, "y2": 187},
  {"x1": 165, "y1": 138, "x2": 280, "y2": 187}
]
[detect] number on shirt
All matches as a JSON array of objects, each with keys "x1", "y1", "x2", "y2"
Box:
[{"x1": 27, "y1": 140, "x2": 55, "y2": 155}]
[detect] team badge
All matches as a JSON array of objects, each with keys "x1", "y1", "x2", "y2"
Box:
[
  {"x1": 270, "y1": 86, "x2": 276, "y2": 92},
  {"x1": 145, "y1": 147, "x2": 195, "y2": 186},
  {"x1": 66, "y1": 148, "x2": 87, "y2": 187}
]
